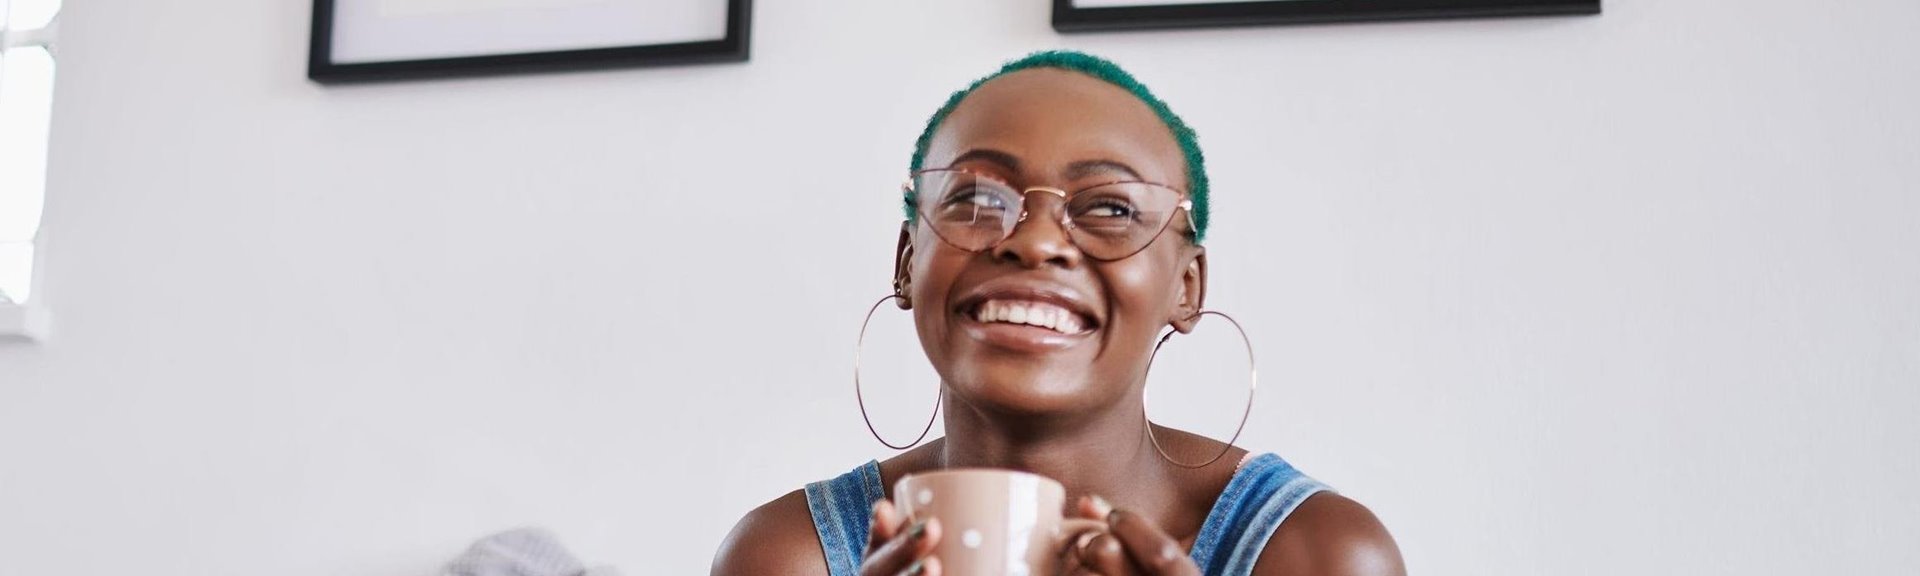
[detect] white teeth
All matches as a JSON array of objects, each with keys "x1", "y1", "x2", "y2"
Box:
[{"x1": 972, "y1": 299, "x2": 1086, "y2": 334}]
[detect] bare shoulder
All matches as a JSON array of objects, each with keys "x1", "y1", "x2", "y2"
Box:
[
  {"x1": 711, "y1": 489, "x2": 828, "y2": 576},
  {"x1": 1253, "y1": 492, "x2": 1406, "y2": 576}
]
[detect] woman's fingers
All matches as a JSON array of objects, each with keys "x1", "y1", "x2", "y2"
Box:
[
  {"x1": 1105, "y1": 509, "x2": 1200, "y2": 576},
  {"x1": 860, "y1": 513, "x2": 942, "y2": 576},
  {"x1": 1075, "y1": 532, "x2": 1143, "y2": 576},
  {"x1": 1075, "y1": 494, "x2": 1114, "y2": 520},
  {"x1": 867, "y1": 500, "x2": 904, "y2": 550},
  {"x1": 898, "y1": 556, "x2": 942, "y2": 576},
  {"x1": 1069, "y1": 495, "x2": 1201, "y2": 576}
]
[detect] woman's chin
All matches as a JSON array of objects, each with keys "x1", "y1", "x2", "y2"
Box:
[{"x1": 945, "y1": 364, "x2": 1108, "y2": 418}]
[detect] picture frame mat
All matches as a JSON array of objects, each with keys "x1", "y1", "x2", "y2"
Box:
[{"x1": 328, "y1": 0, "x2": 729, "y2": 64}]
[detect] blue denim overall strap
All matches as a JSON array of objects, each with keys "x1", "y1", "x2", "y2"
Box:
[
  {"x1": 1186, "y1": 453, "x2": 1331, "y2": 576},
  {"x1": 804, "y1": 460, "x2": 885, "y2": 576},
  {"x1": 803, "y1": 453, "x2": 1328, "y2": 576}
]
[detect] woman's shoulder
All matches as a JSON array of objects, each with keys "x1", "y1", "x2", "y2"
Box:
[
  {"x1": 1187, "y1": 449, "x2": 1403, "y2": 576},
  {"x1": 711, "y1": 451, "x2": 916, "y2": 576},
  {"x1": 711, "y1": 488, "x2": 828, "y2": 576},
  {"x1": 1254, "y1": 489, "x2": 1404, "y2": 576},
  {"x1": 712, "y1": 447, "x2": 946, "y2": 575}
]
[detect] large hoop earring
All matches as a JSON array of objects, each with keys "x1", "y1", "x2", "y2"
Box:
[
  {"x1": 1143, "y1": 310, "x2": 1257, "y2": 469},
  {"x1": 855, "y1": 294, "x2": 942, "y2": 450}
]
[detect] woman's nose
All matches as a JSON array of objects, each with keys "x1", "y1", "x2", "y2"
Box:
[{"x1": 992, "y1": 189, "x2": 1083, "y2": 269}]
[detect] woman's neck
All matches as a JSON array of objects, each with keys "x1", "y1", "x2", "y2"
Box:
[{"x1": 930, "y1": 387, "x2": 1181, "y2": 519}]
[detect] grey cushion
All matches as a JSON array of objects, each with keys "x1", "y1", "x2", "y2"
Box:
[{"x1": 441, "y1": 527, "x2": 620, "y2": 576}]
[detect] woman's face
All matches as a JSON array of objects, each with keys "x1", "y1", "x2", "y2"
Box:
[{"x1": 899, "y1": 68, "x2": 1207, "y2": 419}]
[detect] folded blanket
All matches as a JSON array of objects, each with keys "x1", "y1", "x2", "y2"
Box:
[{"x1": 441, "y1": 527, "x2": 620, "y2": 576}]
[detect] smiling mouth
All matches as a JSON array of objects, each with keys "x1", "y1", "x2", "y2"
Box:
[{"x1": 969, "y1": 299, "x2": 1095, "y2": 335}]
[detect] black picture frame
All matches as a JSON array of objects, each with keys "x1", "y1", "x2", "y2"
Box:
[
  {"x1": 1052, "y1": 0, "x2": 1598, "y2": 32},
  {"x1": 309, "y1": 0, "x2": 752, "y2": 84}
]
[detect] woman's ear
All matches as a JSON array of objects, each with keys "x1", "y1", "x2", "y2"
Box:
[
  {"x1": 1169, "y1": 247, "x2": 1208, "y2": 333},
  {"x1": 892, "y1": 222, "x2": 915, "y2": 310}
]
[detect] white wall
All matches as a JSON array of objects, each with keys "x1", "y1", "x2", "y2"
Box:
[{"x1": 2, "y1": 0, "x2": 1916, "y2": 574}]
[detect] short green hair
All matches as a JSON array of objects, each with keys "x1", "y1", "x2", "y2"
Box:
[{"x1": 906, "y1": 50, "x2": 1212, "y2": 243}]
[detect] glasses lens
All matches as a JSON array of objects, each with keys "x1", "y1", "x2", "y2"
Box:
[
  {"x1": 1065, "y1": 182, "x2": 1184, "y2": 259},
  {"x1": 916, "y1": 170, "x2": 1020, "y2": 252}
]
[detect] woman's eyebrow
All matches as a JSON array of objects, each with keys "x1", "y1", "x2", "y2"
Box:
[
  {"x1": 948, "y1": 149, "x2": 1023, "y2": 172},
  {"x1": 1065, "y1": 159, "x2": 1142, "y2": 182},
  {"x1": 946, "y1": 150, "x2": 1143, "y2": 182}
]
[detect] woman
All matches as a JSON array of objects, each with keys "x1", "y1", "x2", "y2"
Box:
[{"x1": 714, "y1": 51, "x2": 1404, "y2": 576}]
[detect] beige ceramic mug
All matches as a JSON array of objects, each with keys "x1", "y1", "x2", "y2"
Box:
[{"x1": 893, "y1": 469, "x2": 1107, "y2": 576}]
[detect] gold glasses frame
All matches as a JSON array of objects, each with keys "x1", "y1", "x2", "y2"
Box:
[{"x1": 903, "y1": 168, "x2": 1197, "y2": 262}]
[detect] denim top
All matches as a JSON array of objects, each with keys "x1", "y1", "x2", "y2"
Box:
[{"x1": 803, "y1": 453, "x2": 1329, "y2": 576}]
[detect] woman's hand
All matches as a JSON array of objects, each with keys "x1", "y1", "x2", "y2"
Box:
[
  {"x1": 861, "y1": 499, "x2": 944, "y2": 576},
  {"x1": 1069, "y1": 496, "x2": 1202, "y2": 576}
]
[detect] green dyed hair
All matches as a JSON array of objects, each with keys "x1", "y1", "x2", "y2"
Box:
[{"x1": 906, "y1": 50, "x2": 1212, "y2": 243}]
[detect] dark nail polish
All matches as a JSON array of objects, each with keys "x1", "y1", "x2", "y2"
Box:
[
  {"x1": 906, "y1": 520, "x2": 927, "y2": 539},
  {"x1": 904, "y1": 558, "x2": 925, "y2": 575}
]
